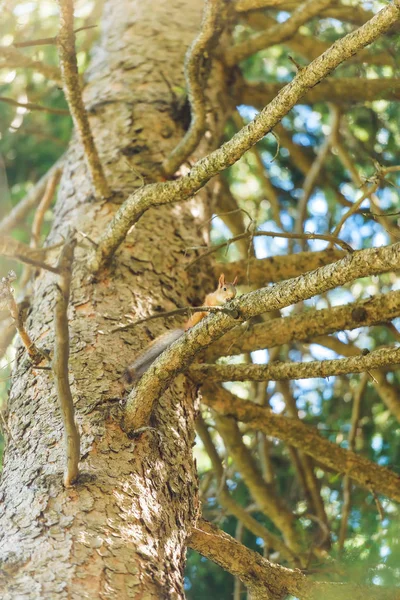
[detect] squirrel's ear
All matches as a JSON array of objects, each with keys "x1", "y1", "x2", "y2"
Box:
[
  {"x1": 218, "y1": 273, "x2": 225, "y2": 288},
  {"x1": 232, "y1": 276, "x2": 238, "y2": 286}
]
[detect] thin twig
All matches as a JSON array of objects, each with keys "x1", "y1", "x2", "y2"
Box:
[
  {"x1": 0, "y1": 96, "x2": 70, "y2": 116},
  {"x1": 110, "y1": 304, "x2": 238, "y2": 333},
  {"x1": 162, "y1": 0, "x2": 223, "y2": 176},
  {"x1": 0, "y1": 271, "x2": 44, "y2": 364},
  {"x1": 57, "y1": 0, "x2": 110, "y2": 198},
  {"x1": 185, "y1": 230, "x2": 353, "y2": 270},
  {"x1": 13, "y1": 25, "x2": 97, "y2": 48},
  {"x1": 52, "y1": 232, "x2": 80, "y2": 486}
]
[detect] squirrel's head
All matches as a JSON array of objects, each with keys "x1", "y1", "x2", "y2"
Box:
[{"x1": 216, "y1": 273, "x2": 238, "y2": 302}]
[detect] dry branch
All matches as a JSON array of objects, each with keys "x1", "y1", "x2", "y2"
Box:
[
  {"x1": 0, "y1": 96, "x2": 69, "y2": 115},
  {"x1": 0, "y1": 271, "x2": 43, "y2": 363},
  {"x1": 31, "y1": 169, "x2": 62, "y2": 248},
  {"x1": 52, "y1": 234, "x2": 80, "y2": 486},
  {"x1": 208, "y1": 288, "x2": 400, "y2": 359},
  {"x1": 217, "y1": 248, "x2": 345, "y2": 283},
  {"x1": 89, "y1": 2, "x2": 400, "y2": 272},
  {"x1": 162, "y1": 0, "x2": 223, "y2": 176},
  {"x1": 190, "y1": 346, "x2": 400, "y2": 383},
  {"x1": 338, "y1": 374, "x2": 367, "y2": 554},
  {"x1": 0, "y1": 234, "x2": 60, "y2": 273},
  {"x1": 57, "y1": 0, "x2": 110, "y2": 198},
  {"x1": 124, "y1": 242, "x2": 400, "y2": 432},
  {"x1": 0, "y1": 45, "x2": 62, "y2": 84},
  {"x1": 225, "y1": 0, "x2": 333, "y2": 66},
  {"x1": 201, "y1": 385, "x2": 400, "y2": 503},
  {"x1": 241, "y1": 78, "x2": 400, "y2": 108},
  {"x1": 186, "y1": 230, "x2": 352, "y2": 270},
  {"x1": 196, "y1": 415, "x2": 297, "y2": 563},
  {"x1": 0, "y1": 160, "x2": 64, "y2": 235},
  {"x1": 189, "y1": 519, "x2": 398, "y2": 599},
  {"x1": 215, "y1": 415, "x2": 301, "y2": 552}
]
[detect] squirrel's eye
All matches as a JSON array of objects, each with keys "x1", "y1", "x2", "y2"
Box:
[{"x1": 223, "y1": 287, "x2": 227, "y2": 291}]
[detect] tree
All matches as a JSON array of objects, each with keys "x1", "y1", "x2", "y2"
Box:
[{"x1": 1, "y1": 0, "x2": 400, "y2": 598}]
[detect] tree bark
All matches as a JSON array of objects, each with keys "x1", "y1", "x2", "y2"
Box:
[{"x1": 0, "y1": 1, "x2": 234, "y2": 597}]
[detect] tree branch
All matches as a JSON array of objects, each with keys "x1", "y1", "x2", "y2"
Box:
[
  {"x1": 88, "y1": 2, "x2": 400, "y2": 272},
  {"x1": 196, "y1": 414, "x2": 297, "y2": 564},
  {"x1": 186, "y1": 230, "x2": 352, "y2": 270},
  {"x1": 0, "y1": 96, "x2": 69, "y2": 116},
  {"x1": 240, "y1": 78, "x2": 400, "y2": 108},
  {"x1": 215, "y1": 415, "x2": 301, "y2": 552},
  {"x1": 57, "y1": 0, "x2": 110, "y2": 198},
  {"x1": 162, "y1": 0, "x2": 223, "y2": 176},
  {"x1": 52, "y1": 233, "x2": 80, "y2": 486},
  {"x1": 0, "y1": 45, "x2": 62, "y2": 84},
  {"x1": 207, "y1": 288, "x2": 400, "y2": 359},
  {"x1": 190, "y1": 346, "x2": 400, "y2": 383},
  {"x1": 201, "y1": 385, "x2": 400, "y2": 503},
  {"x1": 189, "y1": 519, "x2": 399, "y2": 599},
  {"x1": 0, "y1": 272, "x2": 44, "y2": 364},
  {"x1": 225, "y1": 0, "x2": 333, "y2": 66},
  {"x1": 0, "y1": 159, "x2": 64, "y2": 235},
  {"x1": 216, "y1": 248, "x2": 345, "y2": 284},
  {"x1": 0, "y1": 234, "x2": 61, "y2": 273}
]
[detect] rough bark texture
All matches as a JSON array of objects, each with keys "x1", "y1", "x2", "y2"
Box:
[{"x1": 0, "y1": 1, "x2": 234, "y2": 597}]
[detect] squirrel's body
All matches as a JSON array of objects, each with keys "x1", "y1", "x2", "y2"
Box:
[{"x1": 124, "y1": 274, "x2": 237, "y2": 383}]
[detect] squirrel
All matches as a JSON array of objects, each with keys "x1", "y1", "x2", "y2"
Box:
[{"x1": 124, "y1": 273, "x2": 238, "y2": 383}]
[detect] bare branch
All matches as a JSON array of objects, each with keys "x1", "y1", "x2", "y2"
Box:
[
  {"x1": 186, "y1": 230, "x2": 352, "y2": 270},
  {"x1": 215, "y1": 415, "x2": 302, "y2": 552},
  {"x1": 190, "y1": 346, "x2": 400, "y2": 383},
  {"x1": 124, "y1": 242, "x2": 400, "y2": 432},
  {"x1": 0, "y1": 159, "x2": 64, "y2": 235},
  {"x1": 0, "y1": 45, "x2": 62, "y2": 84},
  {"x1": 241, "y1": 78, "x2": 400, "y2": 108},
  {"x1": 189, "y1": 519, "x2": 399, "y2": 600},
  {"x1": 0, "y1": 272, "x2": 44, "y2": 363},
  {"x1": 0, "y1": 96, "x2": 69, "y2": 116},
  {"x1": 201, "y1": 385, "x2": 400, "y2": 503},
  {"x1": 88, "y1": 3, "x2": 400, "y2": 272},
  {"x1": 208, "y1": 288, "x2": 400, "y2": 359},
  {"x1": 31, "y1": 168, "x2": 62, "y2": 249},
  {"x1": 162, "y1": 0, "x2": 223, "y2": 176},
  {"x1": 225, "y1": 0, "x2": 333, "y2": 66},
  {"x1": 217, "y1": 248, "x2": 345, "y2": 284},
  {"x1": 338, "y1": 374, "x2": 367, "y2": 554},
  {"x1": 13, "y1": 25, "x2": 97, "y2": 48},
  {"x1": 196, "y1": 414, "x2": 297, "y2": 564},
  {"x1": 52, "y1": 233, "x2": 80, "y2": 487},
  {"x1": 57, "y1": 0, "x2": 110, "y2": 199},
  {"x1": 0, "y1": 234, "x2": 60, "y2": 273},
  {"x1": 188, "y1": 519, "x2": 305, "y2": 600},
  {"x1": 235, "y1": 0, "x2": 288, "y2": 10}
]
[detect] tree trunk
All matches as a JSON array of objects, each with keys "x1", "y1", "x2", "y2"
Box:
[{"x1": 0, "y1": 1, "x2": 234, "y2": 597}]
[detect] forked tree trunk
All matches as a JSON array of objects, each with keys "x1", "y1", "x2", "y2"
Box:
[{"x1": 0, "y1": 1, "x2": 234, "y2": 597}]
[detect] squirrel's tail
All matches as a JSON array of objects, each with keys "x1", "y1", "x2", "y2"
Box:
[{"x1": 123, "y1": 328, "x2": 185, "y2": 383}]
